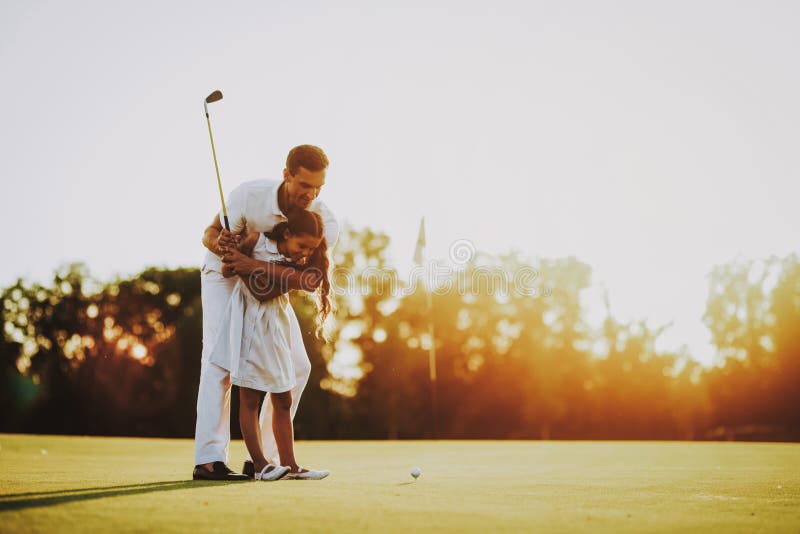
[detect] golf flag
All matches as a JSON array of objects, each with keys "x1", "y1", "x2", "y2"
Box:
[{"x1": 414, "y1": 217, "x2": 426, "y2": 265}]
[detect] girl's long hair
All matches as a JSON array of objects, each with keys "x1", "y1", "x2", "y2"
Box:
[{"x1": 265, "y1": 209, "x2": 332, "y2": 337}]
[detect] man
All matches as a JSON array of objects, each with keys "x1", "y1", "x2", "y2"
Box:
[{"x1": 193, "y1": 145, "x2": 338, "y2": 480}]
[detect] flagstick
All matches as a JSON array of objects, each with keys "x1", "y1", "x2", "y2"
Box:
[
  {"x1": 426, "y1": 285, "x2": 439, "y2": 439},
  {"x1": 416, "y1": 216, "x2": 439, "y2": 439}
]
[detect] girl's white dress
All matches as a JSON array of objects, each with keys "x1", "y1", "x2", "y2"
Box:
[{"x1": 210, "y1": 234, "x2": 297, "y2": 393}]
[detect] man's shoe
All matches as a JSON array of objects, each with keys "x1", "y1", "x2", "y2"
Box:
[
  {"x1": 192, "y1": 461, "x2": 250, "y2": 481},
  {"x1": 242, "y1": 460, "x2": 255, "y2": 479}
]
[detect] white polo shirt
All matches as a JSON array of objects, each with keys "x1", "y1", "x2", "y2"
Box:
[{"x1": 203, "y1": 179, "x2": 339, "y2": 273}]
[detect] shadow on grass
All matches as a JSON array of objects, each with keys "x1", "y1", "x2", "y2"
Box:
[{"x1": 0, "y1": 480, "x2": 245, "y2": 512}]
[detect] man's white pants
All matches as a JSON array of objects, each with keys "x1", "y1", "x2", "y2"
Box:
[{"x1": 194, "y1": 268, "x2": 312, "y2": 466}]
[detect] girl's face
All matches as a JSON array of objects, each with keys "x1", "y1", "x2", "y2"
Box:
[{"x1": 283, "y1": 231, "x2": 322, "y2": 264}]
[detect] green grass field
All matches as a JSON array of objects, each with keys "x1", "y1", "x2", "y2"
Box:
[{"x1": 0, "y1": 434, "x2": 798, "y2": 533}]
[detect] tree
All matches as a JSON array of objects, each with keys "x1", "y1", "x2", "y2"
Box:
[{"x1": 703, "y1": 255, "x2": 800, "y2": 439}]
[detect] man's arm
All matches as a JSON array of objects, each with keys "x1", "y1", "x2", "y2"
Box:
[
  {"x1": 219, "y1": 233, "x2": 288, "y2": 303},
  {"x1": 222, "y1": 248, "x2": 322, "y2": 292},
  {"x1": 219, "y1": 231, "x2": 267, "y2": 279},
  {"x1": 202, "y1": 214, "x2": 242, "y2": 255}
]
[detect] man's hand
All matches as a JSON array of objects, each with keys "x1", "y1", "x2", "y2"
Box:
[
  {"x1": 215, "y1": 229, "x2": 241, "y2": 255},
  {"x1": 222, "y1": 247, "x2": 258, "y2": 276},
  {"x1": 221, "y1": 262, "x2": 237, "y2": 278},
  {"x1": 202, "y1": 214, "x2": 242, "y2": 255}
]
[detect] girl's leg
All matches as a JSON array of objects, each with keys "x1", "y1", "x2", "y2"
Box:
[
  {"x1": 258, "y1": 311, "x2": 311, "y2": 465},
  {"x1": 239, "y1": 387, "x2": 270, "y2": 472},
  {"x1": 271, "y1": 391, "x2": 299, "y2": 470}
]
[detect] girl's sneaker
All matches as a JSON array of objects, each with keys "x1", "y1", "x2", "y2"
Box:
[
  {"x1": 284, "y1": 467, "x2": 330, "y2": 480},
  {"x1": 255, "y1": 464, "x2": 291, "y2": 481}
]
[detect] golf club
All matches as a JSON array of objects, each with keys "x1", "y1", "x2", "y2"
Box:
[{"x1": 204, "y1": 90, "x2": 229, "y2": 231}]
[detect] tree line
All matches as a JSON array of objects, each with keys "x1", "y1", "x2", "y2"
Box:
[{"x1": 2, "y1": 228, "x2": 798, "y2": 441}]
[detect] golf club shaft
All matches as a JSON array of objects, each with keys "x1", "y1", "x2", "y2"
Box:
[{"x1": 205, "y1": 113, "x2": 230, "y2": 231}]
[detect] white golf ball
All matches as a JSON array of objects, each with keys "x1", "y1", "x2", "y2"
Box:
[{"x1": 410, "y1": 467, "x2": 421, "y2": 479}]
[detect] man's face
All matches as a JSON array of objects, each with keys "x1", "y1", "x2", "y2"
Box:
[{"x1": 283, "y1": 166, "x2": 326, "y2": 210}]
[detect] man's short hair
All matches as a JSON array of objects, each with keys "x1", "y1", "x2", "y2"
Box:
[{"x1": 286, "y1": 145, "x2": 329, "y2": 175}]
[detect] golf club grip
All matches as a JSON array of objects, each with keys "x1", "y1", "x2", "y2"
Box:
[{"x1": 223, "y1": 215, "x2": 230, "y2": 231}]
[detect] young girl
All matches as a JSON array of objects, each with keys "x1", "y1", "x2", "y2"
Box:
[{"x1": 211, "y1": 209, "x2": 332, "y2": 481}]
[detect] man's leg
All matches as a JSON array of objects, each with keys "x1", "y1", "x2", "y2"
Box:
[
  {"x1": 194, "y1": 269, "x2": 237, "y2": 466},
  {"x1": 258, "y1": 307, "x2": 312, "y2": 465},
  {"x1": 195, "y1": 360, "x2": 233, "y2": 465}
]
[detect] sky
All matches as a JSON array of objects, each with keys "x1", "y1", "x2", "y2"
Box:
[{"x1": 2, "y1": 0, "x2": 798, "y2": 366}]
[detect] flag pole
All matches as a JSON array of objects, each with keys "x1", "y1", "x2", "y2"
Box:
[
  {"x1": 426, "y1": 282, "x2": 439, "y2": 439},
  {"x1": 415, "y1": 217, "x2": 438, "y2": 439}
]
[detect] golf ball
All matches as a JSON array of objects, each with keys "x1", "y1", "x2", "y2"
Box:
[{"x1": 410, "y1": 467, "x2": 421, "y2": 479}]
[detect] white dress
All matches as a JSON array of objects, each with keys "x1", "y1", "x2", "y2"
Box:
[{"x1": 210, "y1": 234, "x2": 297, "y2": 393}]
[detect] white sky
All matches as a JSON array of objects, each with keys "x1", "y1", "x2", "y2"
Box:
[{"x1": 2, "y1": 1, "x2": 798, "y2": 366}]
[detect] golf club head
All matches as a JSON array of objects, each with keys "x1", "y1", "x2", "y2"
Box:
[{"x1": 205, "y1": 90, "x2": 223, "y2": 104}]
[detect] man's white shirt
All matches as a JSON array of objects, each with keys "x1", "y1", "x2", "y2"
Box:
[{"x1": 202, "y1": 179, "x2": 339, "y2": 273}]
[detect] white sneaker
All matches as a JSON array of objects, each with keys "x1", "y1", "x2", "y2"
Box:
[
  {"x1": 284, "y1": 466, "x2": 330, "y2": 480},
  {"x1": 255, "y1": 464, "x2": 290, "y2": 481}
]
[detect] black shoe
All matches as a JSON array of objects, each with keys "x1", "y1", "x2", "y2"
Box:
[
  {"x1": 242, "y1": 460, "x2": 255, "y2": 479},
  {"x1": 193, "y1": 461, "x2": 250, "y2": 481}
]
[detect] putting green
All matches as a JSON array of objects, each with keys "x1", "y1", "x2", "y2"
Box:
[{"x1": 0, "y1": 434, "x2": 797, "y2": 532}]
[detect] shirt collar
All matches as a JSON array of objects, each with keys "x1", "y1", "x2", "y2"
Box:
[
  {"x1": 263, "y1": 235, "x2": 280, "y2": 254},
  {"x1": 272, "y1": 181, "x2": 285, "y2": 218}
]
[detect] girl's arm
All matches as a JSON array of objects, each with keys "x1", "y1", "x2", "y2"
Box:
[
  {"x1": 222, "y1": 248, "x2": 323, "y2": 292},
  {"x1": 237, "y1": 271, "x2": 288, "y2": 302},
  {"x1": 237, "y1": 258, "x2": 308, "y2": 302}
]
